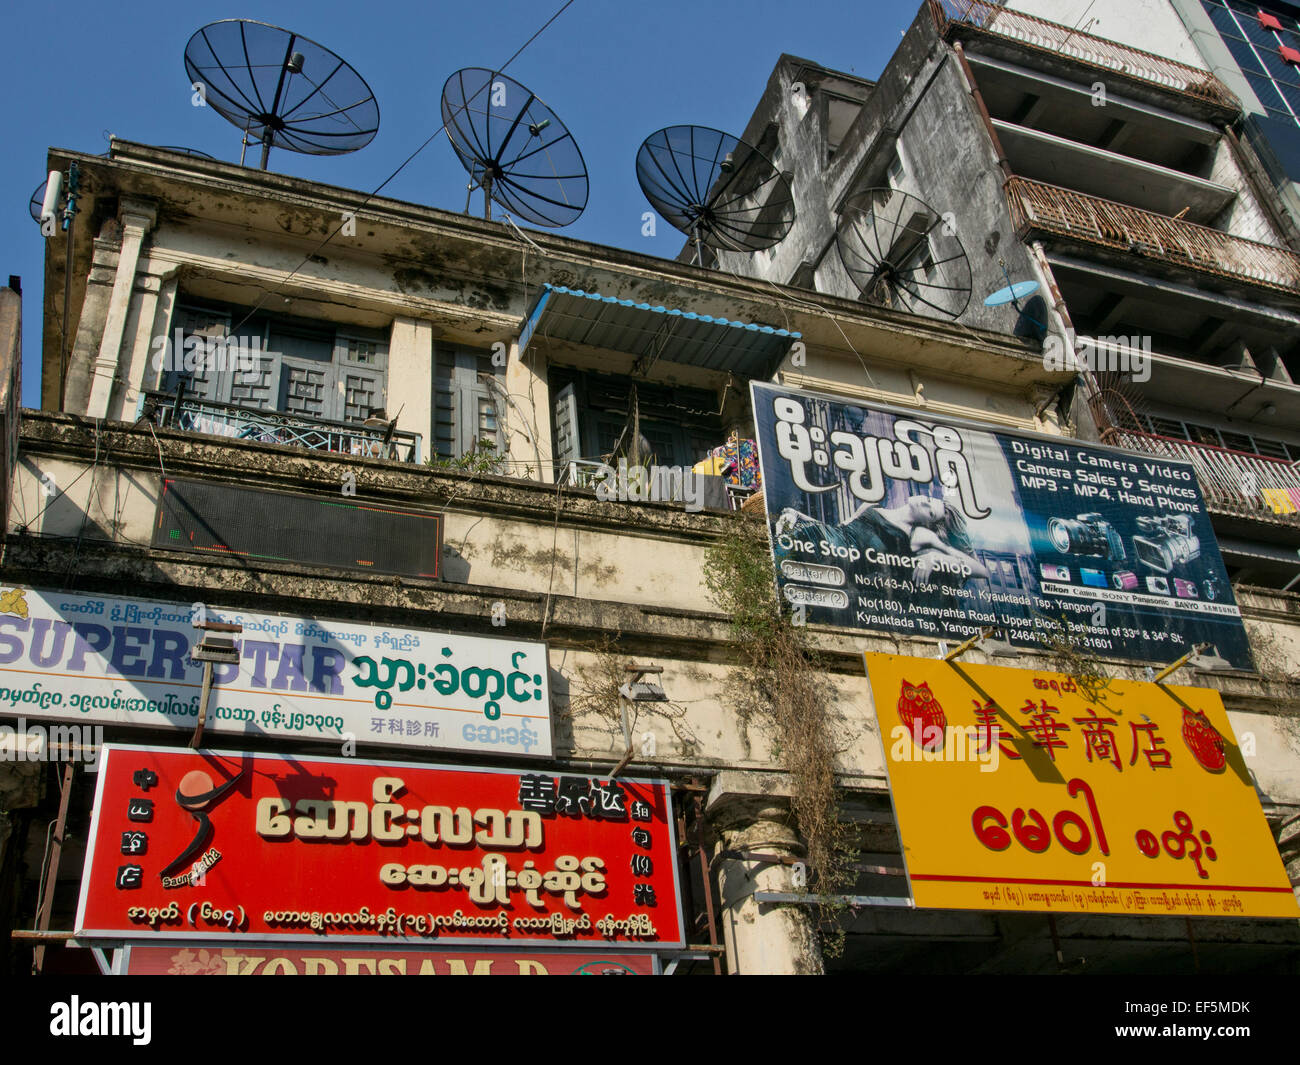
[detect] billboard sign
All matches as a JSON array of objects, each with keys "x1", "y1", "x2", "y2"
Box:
[
  {"x1": 75, "y1": 745, "x2": 684, "y2": 949},
  {"x1": 121, "y1": 945, "x2": 657, "y2": 975},
  {"x1": 864, "y1": 653, "x2": 1297, "y2": 917},
  {"x1": 752, "y1": 383, "x2": 1252, "y2": 669},
  {"x1": 0, "y1": 587, "x2": 551, "y2": 758}
]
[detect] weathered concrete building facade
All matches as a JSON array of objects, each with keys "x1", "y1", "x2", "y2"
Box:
[
  {"x1": 3, "y1": 43, "x2": 1299, "y2": 972},
  {"x1": 722, "y1": 1, "x2": 1300, "y2": 592}
]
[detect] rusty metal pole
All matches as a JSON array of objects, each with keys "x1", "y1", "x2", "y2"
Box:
[
  {"x1": 32, "y1": 761, "x2": 75, "y2": 975},
  {"x1": 693, "y1": 793, "x2": 723, "y2": 975},
  {"x1": 190, "y1": 659, "x2": 215, "y2": 748}
]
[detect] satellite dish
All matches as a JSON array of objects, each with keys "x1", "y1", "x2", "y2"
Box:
[
  {"x1": 985, "y1": 263, "x2": 1046, "y2": 335},
  {"x1": 836, "y1": 188, "x2": 972, "y2": 319},
  {"x1": 184, "y1": 19, "x2": 380, "y2": 169},
  {"x1": 985, "y1": 280, "x2": 1039, "y2": 306},
  {"x1": 28, "y1": 180, "x2": 47, "y2": 225},
  {"x1": 441, "y1": 68, "x2": 588, "y2": 227},
  {"x1": 636, "y1": 125, "x2": 795, "y2": 266}
]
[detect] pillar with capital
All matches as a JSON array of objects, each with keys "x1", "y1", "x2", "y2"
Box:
[{"x1": 707, "y1": 772, "x2": 825, "y2": 975}]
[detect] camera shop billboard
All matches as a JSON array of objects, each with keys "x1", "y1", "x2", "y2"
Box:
[
  {"x1": 0, "y1": 586, "x2": 551, "y2": 758},
  {"x1": 76, "y1": 745, "x2": 684, "y2": 950},
  {"x1": 751, "y1": 383, "x2": 1252, "y2": 669},
  {"x1": 864, "y1": 653, "x2": 1297, "y2": 917}
]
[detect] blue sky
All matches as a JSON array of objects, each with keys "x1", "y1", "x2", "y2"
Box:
[{"x1": 2, "y1": 0, "x2": 916, "y2": 405}]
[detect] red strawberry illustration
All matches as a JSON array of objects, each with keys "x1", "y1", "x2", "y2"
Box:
[
  {"x1": 1181, "y1": 707, "x2": 1226, "y2": 772},
  {"x1": 897, "y1": 680, "x2": 947, "y2": 752}
]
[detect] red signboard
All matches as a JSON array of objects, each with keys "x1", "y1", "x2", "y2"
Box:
[
  {"x1": 123, "y1": 945, "x2": 656, "y2": 975},
  {"x1": 76, "y1": 745, "x2": 683, "y2": 949}
]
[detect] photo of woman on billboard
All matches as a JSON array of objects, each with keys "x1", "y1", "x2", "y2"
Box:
[{"x1": 775, "y1": 491, "x2": 990, "y2": 592}]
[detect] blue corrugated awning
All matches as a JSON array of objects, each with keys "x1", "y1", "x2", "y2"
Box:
[{"x1": 519, "y1": 284, "x2": 800, "y2": 377}]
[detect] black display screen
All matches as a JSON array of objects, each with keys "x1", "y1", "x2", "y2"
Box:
[{"x1": 153, "y1": 479, "x2": 441, "y2": 579}]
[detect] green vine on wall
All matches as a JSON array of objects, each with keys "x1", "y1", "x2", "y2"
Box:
[{"x1": 703, "y1": 512, "x2": 856, "y2": 957}]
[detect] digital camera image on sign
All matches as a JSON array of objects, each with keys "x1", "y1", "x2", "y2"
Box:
[
  {"x1": 1048, "y1": 513, "x2": 1126, "y2": 563},
  {"x1": 1133, "y1": 515, "x2": 1200, "y2": 573}
]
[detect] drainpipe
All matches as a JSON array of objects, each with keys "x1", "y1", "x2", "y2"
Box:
[
  {"x1": 952, "y1": 42, "x2": 1013, "y2": 180},
  {"x1": 1026, "y1": 240, "x2": 1109, "y2": 433}
]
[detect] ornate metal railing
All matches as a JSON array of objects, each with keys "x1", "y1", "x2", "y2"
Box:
[
  {"x1": 139, "y1": 392, "x2": 422, "y2": 463},
  {"x1": 1109, "y1": 427, "x2": 1300, "y2": 525},
  {"x1": 1006, "y1": 176, "x2": 1300, "y2": 294},
  {"x1": 930, "y1": 0, "x2": 1237, "y2": 108}
]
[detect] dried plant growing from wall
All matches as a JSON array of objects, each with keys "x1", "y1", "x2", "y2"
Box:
[
  {"x1": 562, "y1": 632, "x2": 698, "y2": 757},
  {"x1": 1246, "y1": 623, "x2": 1300, "y2": 695},
  {"x1": 703, "y1": 512, "x2": 855, "y2": 956},
  {"x1": 1028, "y1": 609, "x2": 1114, "y2": 704}
]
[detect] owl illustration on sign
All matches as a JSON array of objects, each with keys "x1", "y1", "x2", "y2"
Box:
[
  {"x1": 897, "y1": 679, "x2": 947, "y2": 752},
  {"x1": 1181, "y1": 707, "x2": 1227, "y2": 773}
]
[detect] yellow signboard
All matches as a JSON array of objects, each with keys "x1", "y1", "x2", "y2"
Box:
[{"x1": 864, "y1": 653, "x2": 1298, "y2": 918}]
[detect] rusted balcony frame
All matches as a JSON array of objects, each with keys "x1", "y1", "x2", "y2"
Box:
[
  {"x1": 1108, "y1": 426, "x2": 1300, "y2": 526},
  {"x1": 929, "y1": 0, "x2": 1237, "y2": 109},
  {"x1": 1005, "y1": 175, "x2": 1300, "y2": 295}
]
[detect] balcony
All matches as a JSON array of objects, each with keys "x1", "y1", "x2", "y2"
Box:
[
  {"x1": 1108, "y1": 427, "x2": 1300, "y2": 527},
  {"x1": 929, "y1": 0, "x2": 1236, "y2": 109},
  {"x1": 1006, "y1": 176, "x2": 1300, "y2": 296},
  {"x1": 139, "y1": 392, "x2": 423, "y2": 463}
]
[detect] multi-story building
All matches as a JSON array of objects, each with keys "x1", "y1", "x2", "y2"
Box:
[
  {"x1": 1006, "y1": 0, "x2": 1300, "y2": 237},
  {"x1": 3, "y1": 137, "x2": 1090, "y2": 975},
  {"x1": 720, "y1": 0, "x2": 1300, "y2": 593}
]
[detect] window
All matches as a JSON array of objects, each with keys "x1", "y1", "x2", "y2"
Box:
[
  {"x1": 887, "y1": 148, "x2": 907, "y2": 189},
  {"x1": 160, "y1": 302, "x2": 389, "y2": 424},
  {"x1": 1202, "y1": 0, "x2": 1300, "y2": 125},
  {"x1": 432, "y1": 345, "x2": 505, "y2": 461},
  {"x1": 1145, "y1": 413, "x2": 1300, "y2": 459},
  {"x1": 825, "y1": 93, "x2": 862, "y2": 160},
  {"x1": 549, "y1": 366, "x2": 722, "y2": 474}
]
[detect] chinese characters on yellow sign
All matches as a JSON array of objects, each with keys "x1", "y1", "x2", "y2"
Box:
[{"x1": 864, "y1": 653, "x2": 1297, "y2": 918}]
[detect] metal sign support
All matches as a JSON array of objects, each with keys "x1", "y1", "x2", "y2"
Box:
[{"x1": 32, "y1": 761, "x2": 75, "y2": 974}]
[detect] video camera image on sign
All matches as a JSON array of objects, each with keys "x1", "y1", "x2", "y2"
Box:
[
  {"x1": 635, "y1": 125, "x2": 796, "y2": 266},
  {"x1": 441, "y1": 68, "x2": 588, "y2": 227},
  {"x1": 184, "y1": 19, "x2": 380, "y2": 169},
  {"x1": 836, "y1": 188, "x2": 972, "y2": 319}
]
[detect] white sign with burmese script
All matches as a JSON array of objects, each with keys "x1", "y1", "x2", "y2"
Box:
[{"x1": 0, "y1": 586, "x2": 550, "y2": 757}]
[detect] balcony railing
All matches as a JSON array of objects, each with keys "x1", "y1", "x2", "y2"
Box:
[
  {"x1": 1108, "y1": 427, "x2": 1300, "y2": 525},
  {"x1": 929, "y1": 0, "x2": 1237, "y2": 108},
  {"x1": 139, "y1": 392, "x2": 422, "y2": 463},
  {"x1": 1006, "y1": 176, "x2": 1300, "y2": 295}
]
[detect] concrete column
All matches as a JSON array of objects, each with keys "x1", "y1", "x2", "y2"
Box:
[
  {"x1": 109, "y1": 266, "x2": 177, "y2": 421},
  {"x1": 87, "y1": 200, "x2": 156, "y2": 419},
  {"x1": 505, "y1": 340, "x2": 553, "y2": 482},
  {"x1": 708, "y1": 776, "x2": 824, "y2": 975},
  {"x1": 388, "y1": 317, "x2": 433, "y2": 461},
  {"x1": 61, "y1": 230, "x2": 120, "y2": 414}
]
